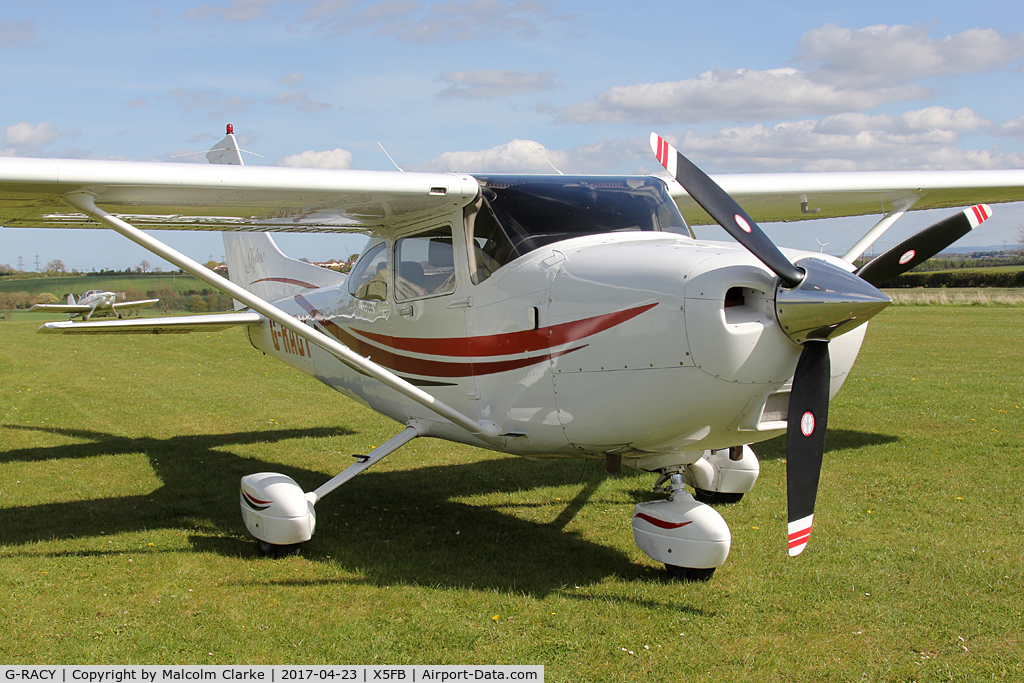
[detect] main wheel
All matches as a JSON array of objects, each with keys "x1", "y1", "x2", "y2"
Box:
[
  {"x1": 257, "y1": 539, "x2": 303, "y2": 558},
  {"x1": 693, "y1": 488, "x2": 744, "y2": 505},
  {"x1": 665, "y1": 564, "x2": 716, "y2": 582}
]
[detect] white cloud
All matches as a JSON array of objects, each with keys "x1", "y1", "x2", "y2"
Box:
[
  {"x1": 797, "y1": 24, "x2": 1024, "y2": 88},
  {"x1": 277, "y1": 72, "x2": 304, "y2": 85},
  {"x1": 300, "y1": 0, "x2": 564, "y2": 43},
  {"x1": 673, "y1": 107, "x2": 1022, "y2": 172},
  {"x1": 185, "y1": 0, "x2": 277, "y2": 22},
  {"x1": 0, "y1": 19, "x2": 36, "y2": 47},
  {"x1": 439, "y1": 69, "x2": 560, "y2": 99},
  {"x1": 169, "y1": 88, "x2": 249, "y2": 118},
  {"x1": 4, "y1": 121, "x2": 60, "y2": 148},
  {"x1": 554, "y1": 68, "x2": 927, "y2": 125},
  {"x1": 277, "y1": 148, "x2": 353, "y2": 168},
  {"x1": 554, "y1": 24, "x2": 1024, "y2": 125},
  {"x1": 416, "y1": 139, "x2": 567, "y2": 173},
  {"x1": 996, "y1": 116, "x2": 1024, "y2": 138},
  {"x1": 414, "y1": 137, "x2": 649, "y2": 174},
  {"x1": 270, "y1": 90, "x2": 331, "y2": 112}
]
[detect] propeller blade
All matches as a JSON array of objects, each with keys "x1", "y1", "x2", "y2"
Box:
[
  {"x1": 786, "y1": 340, "x2": 830, "y2": 557},
  {"x1": 651, "y1": 133, "x2": 805, "y2": 288},
  {"x1": 855, "y1": 204, "x2": 992, "y2": 286}
]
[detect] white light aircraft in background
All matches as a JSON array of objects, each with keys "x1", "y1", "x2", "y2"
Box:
[
  {"x1": 29, "y1": 289, "x2": 159, "y2": 320},
  {"x1": 2, "y1": 125, "x2": 1022, "y2": 580}
]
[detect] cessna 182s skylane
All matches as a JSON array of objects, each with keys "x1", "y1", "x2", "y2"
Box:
[{"x1": 3, "y1": 126, "x2": 1024, "y2": 580}]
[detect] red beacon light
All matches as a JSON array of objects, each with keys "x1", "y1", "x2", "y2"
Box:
[{"x1": 226, "y1": 124, "x2": 234, "y2": 134}]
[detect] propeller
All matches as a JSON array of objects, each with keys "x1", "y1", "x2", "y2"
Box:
[
  {"x1": 855, "y1": 204, "x2": 992, "y2": 286},
  {"x1": 651, "y1": 133, "x2": 996, "y2": 555},
  {"x1": 650, "y1": 133, "x2": 893, "y2": 556}
]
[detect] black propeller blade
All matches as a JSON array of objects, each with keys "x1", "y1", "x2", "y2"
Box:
[
  {"x1": 785, "y1": 341, "x2": 830, "y2": 556},
  {"x1": 855, "y1": 204, "x2": 992, "y2": 286},
  {"x1": 652, "y1": 133, "x2": 805, "y2": 288},
  {"x1": 650, "y1": 132, "x2": 893, "y2": 557}
]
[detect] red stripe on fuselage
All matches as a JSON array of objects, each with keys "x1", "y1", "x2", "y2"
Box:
[
  {"x1": 250, "y1": 277, "x2": 320, "y2": 289},
  {"x1": 293, "y1": 295, "x2": 594, "y2": 378},
  {"x1": 349, "y1": 302, "x2": 657, "y2": 357}
]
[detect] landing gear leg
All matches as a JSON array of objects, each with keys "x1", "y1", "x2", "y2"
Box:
[{"x1": 239, "y1": 423, "x2": 425, "y2": 558}]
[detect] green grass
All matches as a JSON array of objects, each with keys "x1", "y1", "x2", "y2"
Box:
[
  {"x1": 884, "y1": 287, "x2": 1024, "y2": 306},
  {"x1": 915, "y1": 265, "x2": 1024, "y2": 275},
  {"x1": 1, "y1": 309, "x2": 1023, "y2": 680},
  {"x1": 0, "y1": 273, "x2": 214, "y2": 296}
]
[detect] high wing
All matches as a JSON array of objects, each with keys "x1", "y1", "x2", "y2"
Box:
[
  {"x1": 3, "y1": 156, "x2": 1024, "y2": 234},
  {"x1": 0, "y1": 158, "x2": 480, "y2": 233},
  {"x1": 38, "y1": 311, "x2": 261, "y2": 334},
  {"x1": 662, "y1": 169, "x2": 1024, "y2": 225}
]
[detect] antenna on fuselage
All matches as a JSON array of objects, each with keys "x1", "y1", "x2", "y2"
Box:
[
  {"x1": 377, "y1": 141, "x2": 404, "y2": 172},
  {"x1": 533, "y1": 144, "x2": 563, "y2": 175}
]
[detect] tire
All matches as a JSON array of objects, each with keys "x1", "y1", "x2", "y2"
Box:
[
  {"x1": 665, "y1": 564, "x2": 716, "y2": 582},
  {"x1": 257, "y1": 539, "x2": 303, "y2": 558},
  {"x1": 693, "y1": 488, "x2": 744, "y2": 505}
]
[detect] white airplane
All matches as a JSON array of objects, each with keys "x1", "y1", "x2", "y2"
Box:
[
  {"x1": 29, "y1": 289, "x2": 159, "y2": 320},
  {"x1": 1, "y1": 126, "x2": 1022, "y2": 581}
]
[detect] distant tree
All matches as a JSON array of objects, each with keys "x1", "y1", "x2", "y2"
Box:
[
  {"x1": 36, "y1": 292, "x2": 59, "y2": 304},
  {"x1": 1017, "y1": 223, "x2": 1024, "y2": 254},
  {"x1": 47, "y1": 259, "x2": 66, "y2": 273},
  {"x1": 140, "y1": 259, "x2": 151, "y2": 273},
  {"x1": 299, "y1": 257, "x2": 311, "y2": 263},
  {"x1": 205, "y1": 260, "x2": 219, "y2": 270},
  {"x1": 186, "y1": 294, "x2": 208, "y2": 312}
]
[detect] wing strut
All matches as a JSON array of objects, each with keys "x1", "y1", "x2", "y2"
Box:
[
  {"x1": 59, "y1": 191, "x2": 504, "y2": 447},
  {"x1": 841, "y1": 196, "x2": 919, "y2": 263}
]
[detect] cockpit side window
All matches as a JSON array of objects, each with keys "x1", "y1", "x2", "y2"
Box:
[
  {"x1": 394, "y1": 226, "x2": 457, "y2": 301},
  {"x1": 347, "y1": 242, "x2": 389, "y2": 301},
  {"x1": 464, "y1": 195, "x2": 517, "y2": 285}
]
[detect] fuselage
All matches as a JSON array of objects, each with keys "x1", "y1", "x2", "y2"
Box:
[
  {"x1": 236, "y1": 175, "x2": 868, "y2": 469},
  {"x1": 79, "y1": 290, "x2": 117, "y2": 311}
]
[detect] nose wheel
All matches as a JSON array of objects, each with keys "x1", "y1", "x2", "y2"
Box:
[
  {"x1": 665, "y1": 565, "x2": 716, "y2": 582},
  {"x1": 257, "y1": 539, "x2": 304, "y2": 558}
]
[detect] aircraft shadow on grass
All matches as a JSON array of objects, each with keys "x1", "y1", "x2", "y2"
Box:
[
  {"x1": 739, "y1": 428, "x2": 900, "y2": 461},
  {"x1": 0, "y1": 423, "x2": 895, "y2": 602}
]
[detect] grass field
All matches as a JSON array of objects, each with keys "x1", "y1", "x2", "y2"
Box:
[
  {"x1": 884, "y1": 287, "x2": 1024, "y2": 306},
  {"x1": 1, "y1": 308, "x2": 1022, "y2": 680},
  {"x1": 0, "y1": 273, "x2": 214, "y2": 296},
  {"x1": 914, "y1": 265, "x2": 1024, "y2": 275}
]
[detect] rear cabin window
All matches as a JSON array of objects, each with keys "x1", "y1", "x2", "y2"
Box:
[
  {"x1": 466, "y1": 176, "x2": 690, "y2": 284},
  {"x1": 348, "y1": 242, "x2": 389, "y2": 301}
]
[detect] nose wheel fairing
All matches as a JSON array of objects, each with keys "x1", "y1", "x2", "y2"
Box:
[{"x1": 633, "y1": 473, "x2": 732, "y2": 580}]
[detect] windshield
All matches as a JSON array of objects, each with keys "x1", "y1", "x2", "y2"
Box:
[{"x1": 466, "y1": 175, "x2": 691, "y2": 284}]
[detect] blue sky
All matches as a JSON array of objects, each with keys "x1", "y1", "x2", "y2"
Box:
[{"x1": 2, "y1": 0, "x2": 1024, "y2": 271}]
